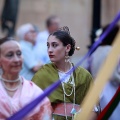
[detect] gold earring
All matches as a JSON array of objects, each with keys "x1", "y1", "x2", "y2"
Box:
[
  {"x1": 76, "y1": 46, "x2": 80, "y2": 50},
  {"x1": 65, "y1": 53, "x2": 70, "y2": 62}
]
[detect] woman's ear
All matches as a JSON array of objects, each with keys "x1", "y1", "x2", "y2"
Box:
[{"x1": 65, "y1": 44, "x2": 71, "y2": 53}]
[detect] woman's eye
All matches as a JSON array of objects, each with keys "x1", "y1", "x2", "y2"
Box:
[
  {"x1": 17, "y1": 51, "x2": 22, "y2": 55},
  {"x1": 6, "y1": 53, "x2": 13, "y2": 57},
  {"x1": 52, "y1": 43, "x2": 58, "y2": 48},
  {"x1": 17, "y1": 51, "x2": 22, "y2": 56},
  {"x1": 47, "y1": 45, "x2": 49, "y2": 48}
]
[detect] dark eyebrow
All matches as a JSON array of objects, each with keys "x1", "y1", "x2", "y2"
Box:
[
  {"x1": 17, "y1": 50, "x2": 21, "y2": 52},
  {"x1": 6, "y1": 51, "x2": 13, "y2": 53},
  {"x1": 51, "y1": 42, "x2": 58, "y2": 44},
  {"x1": 47, "y1": 42, "x2": 58, "y2": 44}
]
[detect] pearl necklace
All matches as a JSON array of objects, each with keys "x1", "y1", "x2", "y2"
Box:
[
  {"x1": 61, "y1": 73, "x2": 75, "y2": 120},
  {"x1": 0, "y1": 75, "x2": 22, "y2": 92},
  {"x1": 0, "y1": 75, "x2": 22, "y2": 115},
  {"x1": 0, "y1": 76, "x2": 20, "y2": 82},
  {"x1": 57, "y1": 63, "x2": 76, "y2": 120}
]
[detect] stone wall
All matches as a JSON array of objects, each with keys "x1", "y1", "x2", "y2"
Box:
[{"x1": 0, "y1": 0, "x2": 120, "y2": 63}]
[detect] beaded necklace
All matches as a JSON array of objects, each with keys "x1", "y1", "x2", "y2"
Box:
[{"x1": 58, "y1": 63, "x2": 76, "y2": 120}]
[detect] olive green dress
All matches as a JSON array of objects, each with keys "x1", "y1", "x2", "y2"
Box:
[{"x1": 32, "y1": 63, "x2": 93, "y2": 120}]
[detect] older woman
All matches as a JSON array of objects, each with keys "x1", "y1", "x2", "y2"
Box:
[
  {"x1": 0, "y1": 37, "x2": 52, "y2": 120},
  {"x1": 32, "y1": 27, "x2": 93, "y2": 120}
]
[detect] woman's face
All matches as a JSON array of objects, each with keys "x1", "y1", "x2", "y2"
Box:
[
  {"x1": 25, "y1": 28, "x2": 37, "y2": 44},
  {"x1": 47, "y1": 35, "x2": 70, "y2": 63},
  {"x1": 0, "y1": 41, "x2": 23, "y2": 75}
]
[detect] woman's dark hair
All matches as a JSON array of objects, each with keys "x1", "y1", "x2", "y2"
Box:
[
  {"x1": 100, "y1": 24, "x2": 119, "y2": 46},
  {"x1": 0, "y1": 37, "x2": 15, "y2": 45},
  {"x1": 49, "y1": 27, "x2": 76, "y2": 56}
]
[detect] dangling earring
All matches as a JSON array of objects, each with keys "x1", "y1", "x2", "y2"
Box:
[{"x1": 65, "y1": 53, "x2": 70, "y2": 62}]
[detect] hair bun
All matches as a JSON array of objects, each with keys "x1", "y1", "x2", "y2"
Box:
[{"x1": 59, "y1": 26, "x2": 70, "y2": 35}]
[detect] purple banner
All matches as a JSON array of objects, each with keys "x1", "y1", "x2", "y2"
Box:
[{"x1": 7, "y1": 11, "x2": 120, "y2": 120}]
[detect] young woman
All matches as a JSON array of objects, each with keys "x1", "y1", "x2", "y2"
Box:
[
  {"x1": 32, "y1": 27, "x2": 93, "y2": 120},
  {"x1": 0, "y1": 37, "x2": 52, "y2": 120}
]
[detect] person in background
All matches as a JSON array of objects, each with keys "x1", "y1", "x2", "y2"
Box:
[
  {"x1": 87, "y1": 25, "x2": 119, "y2": 78},
  {"x1": 34, "y1": 15, "x2": 60, "y2": 64},
  {"x1": 0, "y1": 37, "x2": 52, "y2": 120},
  {"x1": 32, "y1": 27, "x2": 93, "y2": 120},
  {"x1": 87, "y1": 25, "x2": 120, "y2": 120},
  {"x1": 16, "y1": 23, "x2": 43, "y2": 80}
]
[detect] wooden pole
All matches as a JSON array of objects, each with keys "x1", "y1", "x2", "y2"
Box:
[{"x1": 74, "y1": 31, "x2": 120, "y2": 120}]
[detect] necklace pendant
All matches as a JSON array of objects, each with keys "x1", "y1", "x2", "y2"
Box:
[{"x1": 70, "y1": 108, "x2": 77, "y2": 114}]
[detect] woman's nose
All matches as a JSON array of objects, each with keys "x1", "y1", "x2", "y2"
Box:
[
  {"x1": 48, "y1": 46, "x2": 53, "y2": 53},
  {"x1": 13, "y1": 55, "x2": 20, "y2": 62}
]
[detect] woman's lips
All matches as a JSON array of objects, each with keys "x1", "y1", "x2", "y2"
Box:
[
  {"x1": 49, "y1": 55, "x2": 54, "y2": 58},
  {"x1": 12, "y1": 64, "x2": 22, "y2": 67}
]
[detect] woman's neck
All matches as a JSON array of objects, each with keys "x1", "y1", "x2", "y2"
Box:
[
  {"x1": 55, "y1": 61, "x2": 71, "y2": 73},
  {"x1": 2, "y1": 73, "x2": 19, "y2": 81}
]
